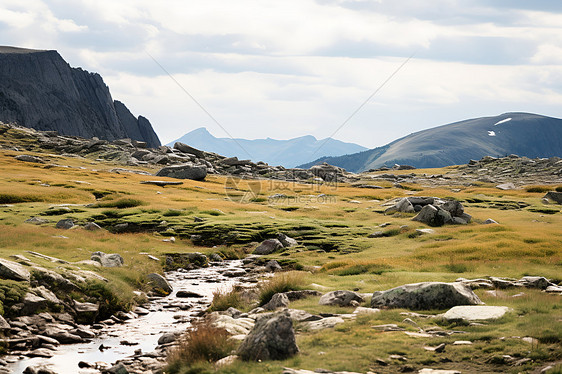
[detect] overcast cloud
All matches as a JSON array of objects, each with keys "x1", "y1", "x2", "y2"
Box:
[{"x1": 1, "y1": 0, "x2": 561, "y2": 148}]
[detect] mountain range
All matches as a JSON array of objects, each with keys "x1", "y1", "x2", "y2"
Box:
[
  {"x1": 167, "y1": 128, "x2": 367, "y2": 168},
  {"x1": 299, "y1": 112, "x2": 562, "y2": 172},
  {"x1": 0, "y1": 46, "x2": 160, "y2": 148}
]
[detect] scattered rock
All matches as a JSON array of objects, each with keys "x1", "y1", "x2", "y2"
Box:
[
  {"x1": 544, "y1": 191, "x2": 562, "y2": 204},
  {"x1": 24, "y1": 217, "x2": 50, "y2": 225},
  {"x1": 22, "y1": 365, "x2": 58, "y2": 374},
  {"x1": 265, "y1": 260, "x2": 282, "y2": 272},
  {"x1": 253, "y1": 239, "x2": 284, "y2": 255},
  {"x1": 156, "y1": 164, "x2": 207, "y2": 181},
  {"x1": 157, "y1": 332, "x2": 177, "y2": 345},
  {"x1": 146, "y1": 273, "x2": 173, "y2": 295},
  {"x1": 263, "y1": 293, "x2": 290, "y2": 311},
  {"x1": 496, "y1": 182, "x2": 516, "y2": 190},
  {"x1": 277, "y1": 233, "x2": 298, "y2": 247},
  {"x1": 91, "y1": 251, "x2": 124, "y2": 267},
  {"x1": 83, "y1": 222, "x2": 102, "y2": 231},
  {"x1": 140, "y1": 180, "x2": 184, "y2": 186},
  {"x1": 55, "y1": 218, "x2": 75, "y2": 229},
  {"x1": 372, "y1": 324, "x2": 405, "y2": 332},
  {"x1": 176, "y1": 290, "x2": 204, "y2": 298},
  {"x1": 15, "y1": 154, "x2": 45, "y2": 163},
  {"x1": 319, "y1": 290, "x2": 364, "y2": 307},
  {"x1": 443, "y1": 306, "x2": 511, "y2": 321},
  {"x1": 483, "y1": 218, "x2": 498, "y2": 224},
  {"x1": 0, "y1": 258, "x2": 31, "y2": 281},
  {"x1": 237, "y1": 311, "x2": 299, "y2": 361},
  {"x1": 371, "y1": 282, "x2": 482, "y2": 310},
  {"x1": 73, "y1": 301, "x2": 99, "y2": 324}
]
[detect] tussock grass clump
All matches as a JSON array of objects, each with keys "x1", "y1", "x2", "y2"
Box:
[
  {"x1": 322, "y1": 260, "x2": 392, "y2": 276},
  {"x1": 525, "y1": 185, "x2": 552, "y2": 193},
  {"x1": 0, "y1": 280, "x2": 28, "y2": 316},
  {"x1": 208, "y1": 287, "x2": 244, "y2": 312},
  {"x1": 166, "y1": 321, "x2": 235, "y2": 372},
  {"x1": 0, "y1": 193, "x2": 42, "y2": 204},
  {"x1": 258, "y1": 271, "x2": 306, "y2": 306},
  {"x1": 93, "y1": 198, "x2": 147, "y2": 209}
]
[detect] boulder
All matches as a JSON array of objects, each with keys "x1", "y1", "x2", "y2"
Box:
[
  {"x1": 385, "y1": 198, "x2": 414, "y2": 214},
  {"x1": 237, "y1": 311, "x2": 299, "y2": 361},
  {"x1": 24, "y1": 217, "x2": 50, "y2": 225},
  {"x1": 319, "y1": 290, "x2": 364, "y2": 307},
  {"x1": 157, "y1": 332, "x2": 177, "y2": 345},
  {"x1": 91, "y1": 252, "x2": 124, "y2": 267},
  {"x1": 304, "y1": 316, "x2": 345, "y2": 331},
  {"x1": 173, "y1": 142, "x2": 205, "y2": 157},
  {"x1": 371, "y1": 282, "x2": 482, "y2": 310},
  {"x1": 176, "y1": 290, "x2": 204, "y2": 298},
  {"x1": 483, "y1": 218, "x2": 498, "y2": 224},
  {"x1": 277, "y1": 233, "x2": 298, "y2": 247},
  {"x1": 253, "y1": 239, "x2": 284, "y2": 255},
  {"x1": 73, "y1": 301, "x2": 99, "y2": 324},
  {"x1": 21, "y1": 293, "x2": 48, "y2": 315},
  {"x1": 32, "y1": 286, "x2": 60, "y2": 305},
  {"x1": 23, "y1": 365, "x2": 58, "y2": 374},
  {"x1": 412, "y1": 205, "x2": 453, "y2": 227},
  {"x1": 83, "y1": 222, "x2": 102, "y2": 231},
  {"x1": 15, "y1": 155, "x2": 45, "y2": 163},
  {"x1": 544, "y1": 191, "x2": 562, "y2": 204},
  {"x1": 0, "y1": 258, "x2": 31, "y2": 281},
  {"x1": 265, "y1": 260, "x2": 282, "y2": 272},
  {"x1": 156, "y1": 164, "x2": 207, "y2": 181},
  {"x1": 443, "y1": 306, "x2": 511, "y2": 321},
  {"x1": 263, "y1": 293, "x2": 290, "y2": 311},
  {"x1": 518, "y1": 276, "x2": 553, "y2": 289},
  {"x1": 496, "y1": 183, "x2": 516, "y2": 190},
  {"x1": 55, "y1": 219, "x2": 75, "y2": 230},
  {"x1": 146, "y1": 273, "x2": 173, "y2": 295}
]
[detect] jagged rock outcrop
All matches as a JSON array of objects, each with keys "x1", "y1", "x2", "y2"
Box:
[{"x1": 0, "y1": 46, "x2": 160, "y2": 148}]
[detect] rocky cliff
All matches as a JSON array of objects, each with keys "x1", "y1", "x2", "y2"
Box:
[{"x1": 0, "y1": 46, "x2": 160, "y2": 148}]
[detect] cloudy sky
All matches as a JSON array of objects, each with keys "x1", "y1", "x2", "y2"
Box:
[{"x1": 1, "y1": 0, "x2": 562, "y2": 148}]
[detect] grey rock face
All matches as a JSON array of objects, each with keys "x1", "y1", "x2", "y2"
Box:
[
  {"x1": 174, "y1": 142, "x2": 205, "y2": 157},
  {"x1": 24, "y1": 217, "x2": 50, "y2": 225},
  {"x1": 253, "y1": 239, "x2": 284, "y2": 255},
  {"x1": 14, "y1": 154, "x2": 45, "y2": 163},
  {"x1": 371, "y1": 282, "x2": 482, "y2": 310},
  {"x1": 0, "y1": 47, "x2": 160, "y2": 148},
  {"x1": 319, "y1": 290, "x2": 364, "y2": 307},
  {"x1": 156, "y1": 164, "x2": 207, "y2": 181},
  {"x1": 0, "y1": 258, "x2": 30, "y2": 281},
  {"x1": 91, "y1": 252, "x2": 124, "y2": 267},
  {"x1": 83, "y1": 222, "x2": 102, "y2": 231},
  {"x1": 237, "y1": 311, "x2": 299, "y2": 361}
]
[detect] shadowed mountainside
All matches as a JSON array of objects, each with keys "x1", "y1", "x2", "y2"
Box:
[
  {"x1": 0, "y1": 46, "x2": 160, "y2": 148},
  {"x1": 299, "y1": 112, "x2": 562, "y2": 172}
]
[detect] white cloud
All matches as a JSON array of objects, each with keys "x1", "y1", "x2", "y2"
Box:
[{"x1": 0, "y1": 0, "x2": 561, "y2": 148}]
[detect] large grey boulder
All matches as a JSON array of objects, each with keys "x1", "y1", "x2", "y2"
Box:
[
  {"x1": 319, "y1": 290, "x2": 364, "y2": 307},
  {"x1": 277, "y1": 233, "x2": 298, "y2": 247},
  {"x1": 91, "y1": 252, "x2": 124, "y2": 267},
  {"x1": 73, "y1": 300, "x2": 99, "y2": 324},
  {"x1": 146, "y1": 273, "x2": 173, "y2": 295},
  {"x1": 371, "y1": 282, "x2": 482, "y2": 310},
  {"x1": 237, "y1": 311, "x2": 299, "y2": 361},
  {"x1": 0, "y1": 258, "x2": 30, "y2": 281},
  {"x1": 156, "y1": 163, "x2": 207, "y2": 181},
  {"x1": 21, "y1": 293, "x2": 48, "y2": 315},
  {"x1": 253, "y1": 239, "x2": 284, "y2": 255}
]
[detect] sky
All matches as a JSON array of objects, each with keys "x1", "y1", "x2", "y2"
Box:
[{"x1": 1, "y1": 0, "x2": 562, "y2": 148}]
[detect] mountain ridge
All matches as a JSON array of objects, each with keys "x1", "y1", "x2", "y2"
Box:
[
  {"x1": 299, "y1": 112, "x2": 562, "y2": 172},
  {"x1": 167, "y1": 127, "x2": 367, "y2": 168}
]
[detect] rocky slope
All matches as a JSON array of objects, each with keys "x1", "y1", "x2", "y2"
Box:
[
  {"x1": 0, "y1": 46, "x2": 160, "y2": 148},
  {"x1": 300, "y1": 112, "x2": 562, "y2": 172},
  {"x1": 168, "y1": 127, "x2": 368, "y2": 168}
]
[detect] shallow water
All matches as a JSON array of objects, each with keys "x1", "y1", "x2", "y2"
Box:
[{"x1": 8, "y1": 260, "x2": 251, "y2": 373}]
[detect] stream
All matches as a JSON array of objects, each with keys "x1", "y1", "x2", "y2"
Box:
[{"x1": 8, "y1": 260, "x2": 253, "y2": 374}]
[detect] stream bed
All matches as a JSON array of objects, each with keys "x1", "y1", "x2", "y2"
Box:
[{"x1": 8, "y1": 260, "x2": 253, "y2": 374}]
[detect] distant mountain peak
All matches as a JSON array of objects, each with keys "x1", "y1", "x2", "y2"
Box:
[{"x1": 167, "y1": 130, "x2": 367, "y2": 168}]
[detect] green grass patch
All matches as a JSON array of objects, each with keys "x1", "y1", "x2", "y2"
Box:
[
  {"x1": 0, "y1": 193, "x2": 42, "y2": 204},
  {"x1": 258, "y1": 271, "x2": 306, "y2": 306},
  {"x1": 93, "y1": 198, "x2": 147, "y2": 209}
]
